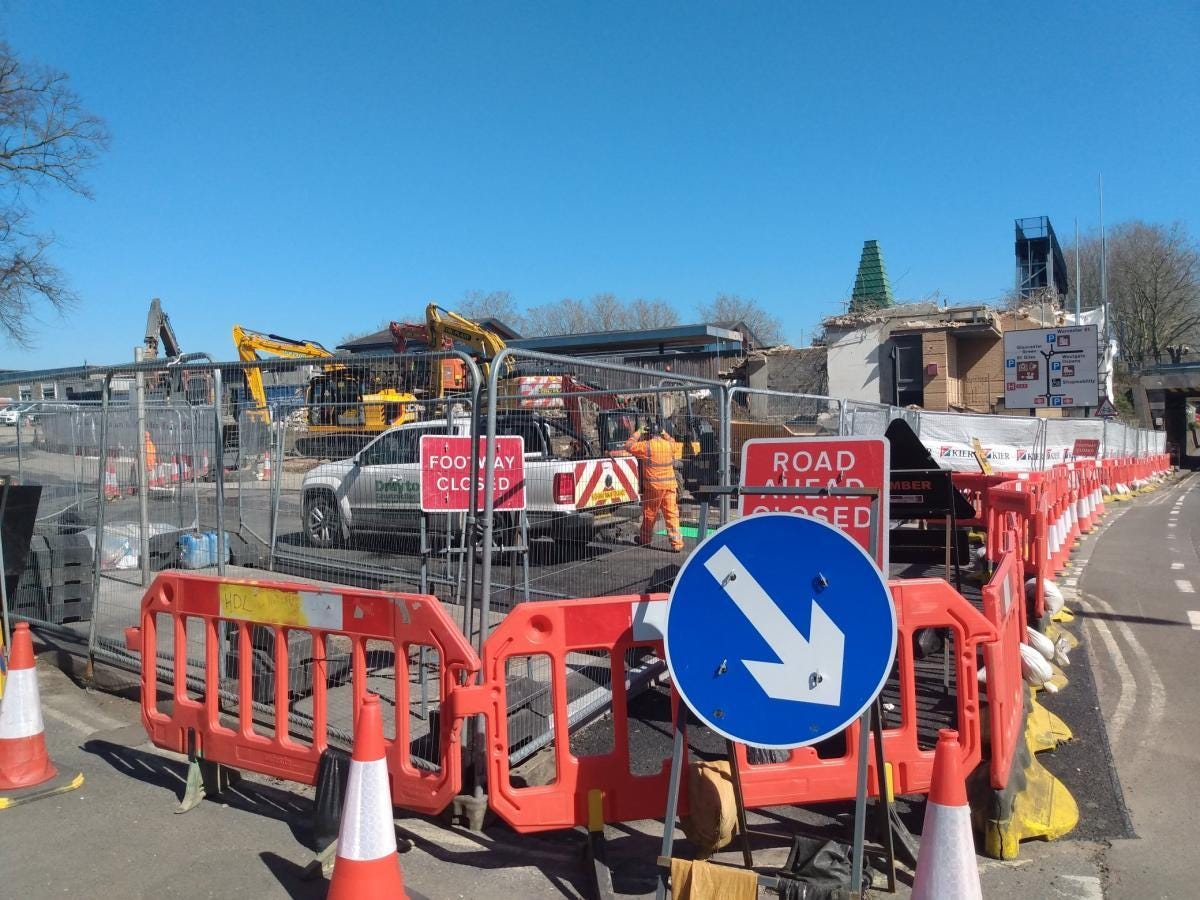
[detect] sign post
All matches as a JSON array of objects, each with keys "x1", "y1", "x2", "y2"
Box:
[{"x1": 656, "y1": 512, "x2": 899, "y2": 898}]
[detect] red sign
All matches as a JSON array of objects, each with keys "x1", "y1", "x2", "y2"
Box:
[
  {"x1": 1072, "y1": 438, "x2": 1100, "y2": 458},
  {"x1": 739, "y1": 436, "x2": 890, "y2": 568},
  {"x1": 420, "y1": 435, "x2": 526, "y2": 512}
]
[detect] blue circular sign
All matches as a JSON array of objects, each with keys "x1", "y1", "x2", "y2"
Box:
[{"x1": 664, "y1": 512, "x2": 897, "y2": 749}]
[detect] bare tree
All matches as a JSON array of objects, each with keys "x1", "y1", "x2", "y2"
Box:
[
  {"x1": 699, "y1": 293, "x2": 785, "y2": 346},
  {"x1": 629, "y1": 297, "x2": 679, "y2": 329},
  {"x1": 456, "y1": 290, "x2": 524, "y2": 332},
  {"x1": 1065, "y1": 221, "x2": 1200, "y2": 367},
  {"x1": 1, "y1": 43, "x2": 108, "y2": 346},
  {"x1": 522, "y1": 293, "x2": 680, "y2": 336}
]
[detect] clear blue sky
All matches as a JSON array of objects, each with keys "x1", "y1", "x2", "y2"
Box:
[{"x1": 5, "y1": 1, "x2": 1198, "y2": 369}]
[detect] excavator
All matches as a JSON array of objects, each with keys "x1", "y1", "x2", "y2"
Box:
[
  {"x1": 232, "y1": 325, "x2": 420, "y2": 457},
  {"x1": 388, "y1": 303, "x2": 511, "y2": 397},
  {"x1": 142, "y1": 298, "x2": 214, "y2": 405}
]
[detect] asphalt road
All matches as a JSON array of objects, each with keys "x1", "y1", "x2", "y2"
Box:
[{"x1": 1077, "y1": 472, "x2": 1200, "y2": 899}]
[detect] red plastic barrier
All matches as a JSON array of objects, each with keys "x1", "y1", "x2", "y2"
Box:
[
  {"x1": 981, "y1": 530, "x2": 1025, "y2": 789},
  {"x1": 448, "y1": 594, "x2": 677, "y2": 832},
  {"x1": 453, "y1": 582, "x2": 997, "y2": 833},
  {"x1": 130, "y1": 572, "x2": 479, "y2": 814},
  {"x1": 733, "y1": 578, "x2": 996, "y2": 808}
]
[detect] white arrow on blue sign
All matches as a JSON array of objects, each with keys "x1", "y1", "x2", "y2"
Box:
[{"x1": 664, "y1": 512, "x2": 897, "y2": 749}]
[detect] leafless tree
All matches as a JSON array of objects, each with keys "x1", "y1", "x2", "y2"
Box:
[
  {"x1": 1064, "y1": 221, "x2": 1200, "y2": 367},
  {"x1": 456, "y1": 289, "x2": 525, "y2": 332},
  {"x1": 0, "y1": 43, "x2": 108, "y2": 346},
  {"x1": 523, "y1": 293, "x2": 680, "y2": 336},
  {"x1": 699, "y1": 293, "x2": 785, "y2": 346}
]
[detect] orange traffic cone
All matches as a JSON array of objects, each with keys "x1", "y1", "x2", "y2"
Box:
[
  {"x1": 0, "y1": 623, "x2": 58, "y2": 790},
  {"x1": 258, "y1": 451, "x2": 272, "y2": 482},
  {"x1": 327, "y1": 693, "x2": 406, "y2": 899},
  {"x1": 911, "y1": 729, "x2": 982, "y2": 900},
  {"x1": 103, "y1": 454, "x2": 121, "y2": 501}
]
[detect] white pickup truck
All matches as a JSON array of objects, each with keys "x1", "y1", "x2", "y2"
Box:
[{"x1": 300, "y1": 412, "x2": 641, "y2": 551}]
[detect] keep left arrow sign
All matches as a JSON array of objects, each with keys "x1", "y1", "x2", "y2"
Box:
[{"x1": 704, "y1": 545, "x2": 845, "y2": 706}]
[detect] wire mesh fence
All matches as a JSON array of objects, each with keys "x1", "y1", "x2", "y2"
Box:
[{"x1": 0, "y1": 347, "x2": 1168, "y2": 770}]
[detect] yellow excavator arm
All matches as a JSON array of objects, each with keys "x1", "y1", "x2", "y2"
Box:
[
  {"x1": 232, "y1": 324, "x2": 332, "y2": 410},
  {"x1": 425, "y1": 304, "x2": 511, "y2": 373}
]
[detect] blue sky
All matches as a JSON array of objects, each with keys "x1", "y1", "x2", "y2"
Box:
[{"x1": 4, "y1": 1, "x2": 1198, "y2": 368}]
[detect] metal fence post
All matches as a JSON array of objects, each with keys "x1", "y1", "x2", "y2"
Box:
[
  {"x1": 15, "y1": 411, "x2": 23, "y2": 482},
  {"x1": 213, "y1": 368, "x2": 226, "y2": 576},
  {"x1": 85, "y1": 374, "x2": 113, "y2": 677},
  {"x1": 135, "y1": 351, "x2": 151, "y2": 588},
  {"x1": 719, "y1": 384, "x2": 733, "y2": 525}
]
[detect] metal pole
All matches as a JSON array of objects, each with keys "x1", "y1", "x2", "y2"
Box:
[
  {"x1": 1100, "y1": 172, "x2": 1109, "y2": 348},
  {"x1": 189, "y1": 407, "x2": 200, "y2": 529},
  {"x1": 849, "y1": 707, "x2": 872, "y2": 898},
  {"x1": 85, "y1": 374, "x2": 113, "y2": 677},
  {"x1": 0, "y1": 485, "x2": 11, "y2": 651},
  {"x1": 14, "y1": 412, "x2": 22, "y2": 482},
  {"x1": 135, "y1": 349, "x2": 151, "y2": 588},
  {"x1": 213, "y1": 368, "x2": 226, "y2": 576},
  {"x1": 720, "y1": 385, "x2": 733, "y2": 526},
  {"x1": 1080, "y1": 217, "x2": 1089, "y2": 324}
]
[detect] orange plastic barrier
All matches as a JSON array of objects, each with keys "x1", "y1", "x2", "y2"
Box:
[
  {"x1": 128, "y1": 572, "x2": 479, "y2": 814},
  {"x1": 980, "y1": 530, "x2": 1025, "y2": 789},
  {"x1": 447, "y1": 594, "x2": 678, "y2": 832},
  {"x1": 451, "y1": 582, "x2": 997, "y2": 833},
  {"x1": 733, "y1": 578, "x2": 996, "y2": 808}
]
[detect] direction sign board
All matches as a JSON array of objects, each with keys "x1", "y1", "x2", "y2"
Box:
[
  {"x1": 1003, "y1": 325, "x2": 1099, "y2": 409},
  {"x1": 739, "y1": 436, "x2": 889, "y2": 569},
  {"x1": 664, "y1": 513, "x2": 897, "y2": 749},
  {"x1": 419, "y1": 435, "x2": 526, "y2": 512}
]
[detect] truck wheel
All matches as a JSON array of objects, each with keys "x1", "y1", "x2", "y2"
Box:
[{"x1": 304, "y1": 491, "x2": 342, "y2": 549}]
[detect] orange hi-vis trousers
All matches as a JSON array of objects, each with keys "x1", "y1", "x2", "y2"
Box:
[{"x1": 641, "y1": 485, "x2": 682, "y2": 550}]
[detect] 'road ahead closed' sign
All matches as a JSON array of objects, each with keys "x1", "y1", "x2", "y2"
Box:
[{"x1": 739, "y1": 436, "x2": 889, "y2": 568}]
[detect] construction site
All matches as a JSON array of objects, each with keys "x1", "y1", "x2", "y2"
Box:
[{"x1": 2, "y1": 227, "x2": 1188, "y2": 899}]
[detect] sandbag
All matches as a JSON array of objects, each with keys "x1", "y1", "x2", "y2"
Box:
[
  {"x1": 680, "y1": 760, "x2": 738, "y2": 857},
  {"x1": 1026, "y1": 627, "x2": 1055, "y2": 661}
]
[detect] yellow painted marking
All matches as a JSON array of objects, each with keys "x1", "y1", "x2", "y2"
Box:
[
  {"x1": 219, "y1": 583, "x2": 343, "y2": 630},
  {"x1": 588, "y1": 789, "x2": 605, "y2": 833}
]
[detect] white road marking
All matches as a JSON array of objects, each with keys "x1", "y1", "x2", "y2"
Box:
[
  {"x1": 1051, "y1": 874, "x2": 1104, "y2": 899},
  {"x1": 1172, "y1": 562, "x2": 1186, "y2": 569},
  {"x1": 1089, "y1": 593, "x2": 1167, "y2": 758},
  {"x1": 1188, "y1": 611, "x2": 1200, "y2": 631},
  {"x1": 1176, "y1": 580, "x2": 1195, "y2": 594},
  {"x1": 40, "y1": 698, "x2": 127, "y2": 733},
  {"x1": 1082, "y1": 595, "x2": 1137, "y2": 743}
]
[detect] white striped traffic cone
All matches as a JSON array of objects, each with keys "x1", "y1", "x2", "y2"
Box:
[
  {"x1": 327, "y1": 693, "x2": 406, "y2": 899},
  {"x1": 911, "y1": 728, "x2": 982, "y2": 900},
  {"x1": 103, "y1": 454, "x2": 121, "y2": 501},
  {"x1": 0, "y1": 623, "x2": 57, "y2": 790}
]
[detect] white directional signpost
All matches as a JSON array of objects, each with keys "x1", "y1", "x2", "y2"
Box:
[
  {"x1": 1003, "y1": 325, "x2": 1100, "y2": 410},
  {"x1": 655, "y1": 512, "x2": 900, "y2": 899}
]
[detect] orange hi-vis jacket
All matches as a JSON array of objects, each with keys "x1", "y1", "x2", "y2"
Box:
[{"x1": 624, "y1": 432, "x2": 678, "y2": 490}]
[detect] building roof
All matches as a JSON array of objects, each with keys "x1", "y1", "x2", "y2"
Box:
[
  {"x1": 510, "y1": 322, "x2": 747, "y2": 356},
  {"x1": 850, "y1": 240, "x2": 895, "y2": 313},
  {"x1": 338, "y1": 317, "x2": 522, "y2": 353}
]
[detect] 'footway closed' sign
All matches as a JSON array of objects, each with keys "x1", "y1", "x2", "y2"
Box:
[
  {"x1": 419, "y1": 435, "x2": 526, "y2": 512},
  {"x1": 739, "y1": 436, "x2": 890, "y2": 568}
]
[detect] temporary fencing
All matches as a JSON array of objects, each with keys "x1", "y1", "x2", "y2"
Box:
[
  {"x1": 127, "y1": 572, "x2": 479, "y2": 814},
  {"x1": 1, "y1": 343, "x2": 1174, "y2": 866}
]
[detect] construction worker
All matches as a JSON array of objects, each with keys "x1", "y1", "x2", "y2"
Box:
[{"x1": 625, "y1": 419, "x2": 683, "y2": 552}]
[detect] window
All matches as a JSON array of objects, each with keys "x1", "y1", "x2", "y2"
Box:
[
  {"x1": 892, "y1": 335, "x2": 924, "y2": 407},
  {"x1": 41, "y1": 383, "x2": 57, "y2": 401},
  {"x1": 359, "y1": 428, "x2": 419, "y2": 467},
  {"x1": 19, "y1": 386, "x2": 32, "y2": 402}
]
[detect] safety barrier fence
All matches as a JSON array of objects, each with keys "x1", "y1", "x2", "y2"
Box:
[
  {"x1": 126, "y1": 572, "x2": 480, "y2": 814},
  {"x1": 980, "y1": 528, "x2": 1026, "y2": 790},
  {"x1": 129, "y1": 572, "x2": 1001, "y2": 833}
]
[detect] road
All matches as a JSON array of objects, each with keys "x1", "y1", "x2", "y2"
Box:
[{"x1": 1077, "y1": 472, "x2": 1200, "y2": 898}]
